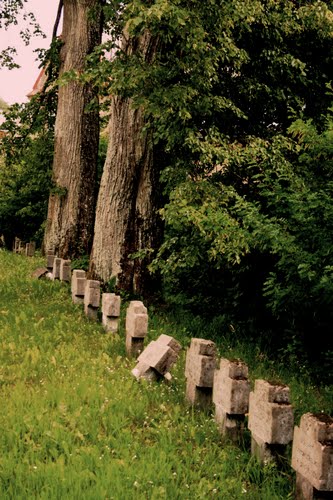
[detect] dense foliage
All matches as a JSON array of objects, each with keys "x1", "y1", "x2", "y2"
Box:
[
  {"x1": 0, "y1": 35, "x2": 66, "y2": 248},
  {"x1": 86, "y1": 0, "x2": 333, "y2": 370},
  {"x1": 152, "y1": 115, "x2": 333, "y2": 370},
  {"x1": 0, "y1": 96, "x2": 55, "y2": 247},
  {"x1": 1, "y1": 0, "x2": 333, "y2": 371}
]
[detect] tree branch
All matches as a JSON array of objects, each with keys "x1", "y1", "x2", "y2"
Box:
[{"x1": 52, "y1": 0, "x2": 63, "y2": 40}]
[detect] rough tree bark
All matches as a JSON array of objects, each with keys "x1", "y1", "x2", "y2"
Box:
[
  {"x1": 89, "y1": 32, "x2": 162, "y2": 297},
  {"x1": 44, "y1": 0, "x2": 103, "y2": 258}
]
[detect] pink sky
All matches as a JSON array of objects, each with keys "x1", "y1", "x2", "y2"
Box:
[{"x1": 0, "y1": 0, "x2": 61, "y2": 104}]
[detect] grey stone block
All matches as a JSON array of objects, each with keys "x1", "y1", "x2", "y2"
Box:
[
  {"x1": 185, "y1": 379, "x2": 213, "y2": 408},
  {"x1": 126, "y1": 335, "x2": 144, "y2": 358},
  {"x1": 31, "y1": 267, "x2": 48, "y2": 279},
  {"x1": 53, "y1": 257, "x2": 62, "y2": 280},
  {"x1": 102, "y1": 293, "x2": 121, "y2": 317},
  {"x1": 248, "y1": 380, "x2": 294, "y2": 445},
  {"x1": 46, "y1": 254, "x2": 55, "y2": 271},
  {"x1": 292, "y1": 413, "x2": 333, "y2": 492},
  {"x1": 60, "y1": 259, "x2": 71, "y2": 282},
  {"x1": 132, "y1": 335, "x2": 181, "y2": 381}
]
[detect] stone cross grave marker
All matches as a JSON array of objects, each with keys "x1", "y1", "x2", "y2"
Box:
[
  {"x1": 248, "y1": 379, "x2": 294, "y2": 464},
  {"x1": 213, "y1": 358, "x2": 250, "y2": 442},
  {"x1": 84, "y1": 280, "x2": 101, "y2": 321},
  {"x1": 13, "y1": 237, "x2": 20, "y2": 253},
  {"x1": 52, "y1": 257, "x2": 62, "y2": 280},
  {"x1": 185, "y1": 338, "x2": 217, "y2": 408},
  {"x1": 46, "y1": 251, "x2": 55, "y2": 273},
  {"x1": 132, "y1": 334, "x2": 181, "y2": 382},
  {"x1": 59, "y1": 259, "x2": 71, "y2": 282},
  {"x1": 18, "y1": 240, "x2": 25, "y2": 254},
  {"x1": 125, "y1": 301, "x2": 148, "y2": 358},
  {"x1": 71, "y1": 270, "x2": 86, "y2": 304},
  {"x1": 31, "y1": 267, "x2": 48, "y2": 279},
  {"x1": 25, "y1": 241, "x2": 36, "y2": 257},
  {"x1": 291, "y1": 412, "x2": 333, "y2": 499},
  {"x1": 102, "y1": 293, "x2": 121, "y2": 333}
]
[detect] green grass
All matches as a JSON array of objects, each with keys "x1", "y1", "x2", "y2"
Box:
[{"x1": 0, "y1": 250, "x2": 331, "y2": 499}]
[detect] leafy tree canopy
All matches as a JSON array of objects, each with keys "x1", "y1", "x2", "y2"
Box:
[
  {"x1": 0, "y1": 0, "x2": 46, "y2": 69},
  {"x1": 0, "y1": 90, "x2": 56, "y2": 246},
  {"x1": 84, "y1": 0, "x2": 333, "y2": 371}
]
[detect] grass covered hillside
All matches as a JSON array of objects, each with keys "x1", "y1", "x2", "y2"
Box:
[{"x1": 0, "y1": 250, "x2": 331, "y2": 499}]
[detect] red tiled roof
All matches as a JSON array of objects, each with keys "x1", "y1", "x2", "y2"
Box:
[{"x1": 27, "y1": 67, "x2": 48, "y2": 98}]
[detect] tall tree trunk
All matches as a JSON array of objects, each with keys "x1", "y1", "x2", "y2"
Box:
[
  {"x1": 44, "y1": 0, "x2": 103, "y2": 258},
  {"x1": 89, "y1": 32, "x2": 161, "y2": 297}
]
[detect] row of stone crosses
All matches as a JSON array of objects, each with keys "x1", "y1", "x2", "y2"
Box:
[
  {"x1": 13, "y1": 237, "x2": 36, "y2": 257},
  {"x1": 35, "y1": 252, "x2": 332, "y2": 500}
]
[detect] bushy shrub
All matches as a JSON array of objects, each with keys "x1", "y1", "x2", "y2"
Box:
[
  {"x1": 152, "y1": 114, "x2": 333, "y2": 369},
  {"x1": 0, "y1": 121, "x2": 53, "y2": 247}
]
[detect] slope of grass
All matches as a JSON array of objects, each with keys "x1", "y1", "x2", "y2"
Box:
[{"x1": 0, "y1": 250, "x2": 331, "y2": 499}]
